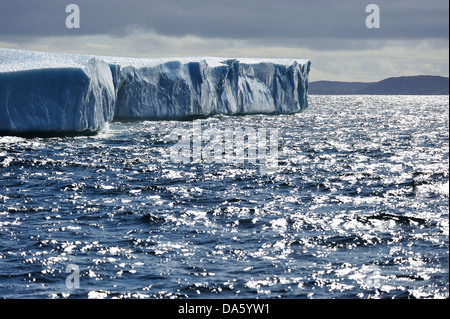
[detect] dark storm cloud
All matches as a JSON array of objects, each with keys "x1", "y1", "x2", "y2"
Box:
[{"x1": 0, "y1": 0, "x2": 448, "y2": 42}]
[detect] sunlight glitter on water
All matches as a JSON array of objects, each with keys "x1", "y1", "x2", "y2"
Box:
[{"x1": 0, "y1": 95, "x2": 448, "y2": 299}]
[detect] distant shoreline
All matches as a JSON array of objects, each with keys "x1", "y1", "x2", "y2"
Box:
[{"x1": 309, "y1": 75, "x2": 449, "y2": 95}]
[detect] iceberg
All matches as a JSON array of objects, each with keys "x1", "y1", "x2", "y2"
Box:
[{"x1": 0, "y1": 49, "x2": 310, "y2": 135}]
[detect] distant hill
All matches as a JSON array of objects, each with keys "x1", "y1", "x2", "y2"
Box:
[
  {"x1": 309, "y1": 75, "x2": 449, "y2": 95},
  {"x1": 358, "y1": 76, "x2": 449, "y2": 95},
  {"x1": 308, "y1": 81, "x2": 371, "y2": 95}
]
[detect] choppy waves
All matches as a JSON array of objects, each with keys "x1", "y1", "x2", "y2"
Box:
[{"x1": 0, "y1": 95, "x2": 448, "y2": 298}]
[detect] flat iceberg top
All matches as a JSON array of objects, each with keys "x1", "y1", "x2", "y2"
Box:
[
  {"x1": 0, "y1": 49, "x2": 92, "y2": 72},
  {"x1": 100, "y1": 55, "x2": 310, "y2": 69},
  {"x1": 0, "y1": 48, "x2": 310, "y2": 72}
]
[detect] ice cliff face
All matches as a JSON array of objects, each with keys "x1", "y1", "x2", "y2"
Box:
[
  {"x1": 0, "y1": 49, "x2": 310, "y2": 135},
  {"x1": 112, "y1": 58, "x2": 310, "y2": 120},
  {"x1": 0, "y1": 51, "x2": 115, "y2": 135}
]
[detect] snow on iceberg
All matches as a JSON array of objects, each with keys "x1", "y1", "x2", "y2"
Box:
[{"x1": 0, "y1": 49, "x2": 310, "y2": 135}]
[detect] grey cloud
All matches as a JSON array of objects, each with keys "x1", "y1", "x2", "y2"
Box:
[
  {"x1": 1, "y1": 0, "x2": 447, "y2": 82},
  {"x1": 0, "y1": 0, "x2": 448, "y2": 43}
]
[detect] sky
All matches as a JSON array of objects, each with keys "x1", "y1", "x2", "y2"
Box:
[{"x1": 0, "y1": 0, "x2": 448, "y2": 82}]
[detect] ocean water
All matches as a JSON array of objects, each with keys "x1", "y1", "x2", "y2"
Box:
[{"x1": 0, "y1": 95, "x2": 448, "y2": 299}]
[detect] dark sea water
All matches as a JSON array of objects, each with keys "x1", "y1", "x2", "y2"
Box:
[{"x1": 0, "y1": 95, "x2": 448, "y2": 299}]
